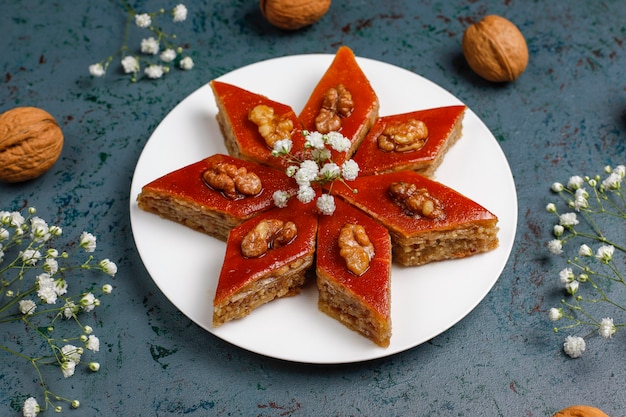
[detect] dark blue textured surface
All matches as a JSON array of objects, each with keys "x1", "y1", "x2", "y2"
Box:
[{"x1": 2, "y1": 1, "x2": 626, "y2": 415}]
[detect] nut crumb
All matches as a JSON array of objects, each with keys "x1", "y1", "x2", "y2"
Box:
[
  {"x1": 248, "y1": 104, "x2": 294, "y2": 148},
  {"x1": 377, "y1": 119, "x2": 428, "y2": 152},
  {"x1": 203, "y1": 162, "x2": 262, "y2": 199},
  {"x1": 338, "y1": 223, "x2": 374, "y2": 276},
  {"x1": 241, "y1": 219, "x2": 298, "y2": 258},
  {"x1": 315, "y1": 84, "x2": 354, "y2": 133},
  {"x1": 388, "y1": 181, "x2": 444, "y2": 219}
]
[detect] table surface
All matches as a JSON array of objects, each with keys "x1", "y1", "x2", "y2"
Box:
[{"x1": 2, "y1": 1, "x2": 625, "y2": 416}]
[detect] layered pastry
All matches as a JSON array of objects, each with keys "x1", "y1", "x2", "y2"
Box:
[
  {"x1": 353, "y1": 105, "x2": 466, "y2": 177},
  {"x1": 210, "y1": 80, "x2": 307, "y2": 170},
  {"x1": 213, "y1": 197, "x2": 318, "y2": 326},
  {"x1": 330, "y1": 170, "x2": 499, "y2": 266},
  {"x1": 316, "y1": 198, "x2": 392, "y2": 347},
  {"x1": 298, "y1": 46, "x2": 379, "y2": 165},
  {"x1": 137, "y1": 154, "x2": 298, "y2": 241}
]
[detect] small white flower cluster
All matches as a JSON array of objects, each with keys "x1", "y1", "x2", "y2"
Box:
[
  {"x1": 271, "y1": 131, "x2": 360, "y2": 215},
  {"x1": 0, "y1": 207, "x2": 117, "y2": 415},
  {"x1": 545, "y1": 165, "x2": 625, "y2": 358},
  {"x1": 89, "y1": 3, "x2": 193, "y2": 81}
]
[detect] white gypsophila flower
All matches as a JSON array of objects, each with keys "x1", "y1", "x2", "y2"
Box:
[
  {"x1": 85, "y1": 335, "x2": 100, "y2": 352},
  {"x1": 18, "y1": 299, "x2": 37, "y2": 315},
  {"x1": 23, "y1": 397, "x2": 39, "y2": 417},
  {"x1": 36, "y1": 273, "x2": 57, "y2": 304},
  {"x1": 578, "y1": 244, "x2": 593, "y2": 257},
  {"x1": 140, "y1": 37, "x2": 160, "y2": 55},
  {"x1": 272, "y1": 190, "x2": 290, "y2": 208},
  {"x1": 121, "y1": 55, "x2": 139, "y2": 73},
  {"x1": 565, "y1": 280, "x2": 579, "y2": 295},
  {"x1": 341, "y1": 159, "x2": 359, "y2": 181},
  {"x1": 599, "y1": 317, "x2": 616, "y2": 340},
  {"x1": 285, "y1": 165, "x2": 298, "y2": 177},
  {"x1": 545, "y1": 203, "x2": 557, "y2": 213},
  {"x1": 306, "y1": 131, "x2": 325, "y2": 149},
  {"x1": 595, "y1": 244, "x2": 615, "y2": 263},
  {"x1": 21, "y1": 249, "x2": 41, "y2": 265},
  {"x1": 327, "y1": 132, "x2": 351, "y2": 152},
  {"x1": 179, "y1": 56, "x2": 194, "y2": 70},
  {"x1": 602, "y1": 171, "x2": 622, "y2": 190},
  {"x1": 563, "y1": 335, "x2": 586, "y2": 358},
  {"x1": 46, "y1": 248, "x2": 59, "y2": 258},
  {"x1": 311, "y1": 147, "x2": 331, "y2": 162},
  {"x1": 316, "y1": 194, "x2": 336, "y2": 215},
  {"x1": 89, "y1": 362, "x2": 100, "y2": 372},
  {"x1": 0, "y1": 227, "x2": 8, "y2": 241},
  {"x1": 559, "y1": 267, "x2": 575, "y2": 284},
  {"x1": 547, "y1": 239, "x2": 563, "y2": 255},
  {"x1": 61, "y1": 360, "x2": 77, "y2": 378},
  {"x1": 79, "y1": 231, "x2": 97, "y2": 252},
  {"x1": 61, "y1": 344, "x2": 82, "y2": 363},
  {"x1": 63, "y1": 301, "x2": 78, "y2": 319},
  {"x1": 578, "y1": 273, "x2": 589, "y2": 283},
  {"x1": 89, "y1": 63, "x2": 105, "y2": 77},
  {"x1": 30, "y1": 217, "x2": 50, "y2": 242},
  {"x1": 99, "y1": 258, "x2": 118, "y2": 277},
  {"x1": 572, "y1": 188, "x2": 589, "y2": 211},
  {"x1": 551, "y1": 182, "x2": 564, "y2": 192},
  {"x1": 299, "y1": 160, "x2": 319, "y2": 179},
  {"x1": 102, "y1": 284, "x2": 113, "y2": 294},
  {"x1": 272, "y1": 139, "x2": 293, "y2": 155},
  {"x1": 295, "y1": 166, "x2": 315, "y2": 187},
  {"x1": 43, "y1": 258, "x2": 58, "y2": 274},
  {"x1": 553, "y1": 224, "x2": 564, "y2": 237},
  {"x1": 320, "y1": 162, "x2": 340, "y2": 181},
  {"x1": 54, "y1": 279, "x2": 68, "y2": 296},
  {"x1": 134, "y1": 13, "x2": 152, "y2": 28},
  {"x1": 297, "y1": 185, "x2": 316, "y2": 204},
  {"x1": 8, "y1": 211, "x2": 25, "y2": 228},
  {"x1": 559, "y1": 212, "x2": 579, "y2": 227},
  {"x1": 144, "y1": 64, "x2": 164, "y2": 79},
  {"x1": 80, "y1": 292, "x2": 98, "y2": 312},
  {"x1": 548, "y1": 307, "x2": 562, "y2": 322},
  {"x1": 172, "y1": 4, "x2": 188, "y2": 22},
  {"x1": 160, "y1": 48, "x2": 177, "y2": 63},
  {"x1": 49, "y1": 225, "x2": 62, "y2": 237},
  {"x1": 567, "y1": 175, "x2": 584, "y2": 190},
  {"x1": 83, "y1": 325, "x2": 93, "y2": 334}
]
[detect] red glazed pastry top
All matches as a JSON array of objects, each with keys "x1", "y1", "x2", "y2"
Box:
[
  {"x1": 140, "y1": 154, "x2": 298, "y2": 220},
  {"x1": 316, "y1": 198, "x2": 391, "y2": 319},
  {"x1": 211, "y1": 80, "x2": 307, "y2": 169},
  {"x1": 330, "y1": 170, "x2": 498, "y2": 237},
  {"x1": 214, "y1": 197, "x2": 319, "y2": 306},
  {"x1": 353, "y1": 105, "x2": 466, "y2": 176}
]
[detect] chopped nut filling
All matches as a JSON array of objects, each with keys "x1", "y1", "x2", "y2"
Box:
[
  {"x1": 338, "y1": 223, "x2": 375, "y2": 276},
  {"x1": 377, "y1": 119, "x2": 429, "y2": 152},
  {"x1": 315, "y1": 84, "x2": 354, "y2": 133},
  {"x1": 248, "y1": 104, "x2": 294, "y2": 148},
  {"x1": 203, "y1": 162, "x2": 262, "y2": 199},
  {"x1": 241, "y1": 219, "x2": 298, "y2": 258},
  {"x1": 388, "y1": 181, "x2": 445, "y2": 219}
]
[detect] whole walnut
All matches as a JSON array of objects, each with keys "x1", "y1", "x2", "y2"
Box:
[
  {"x1": 552, "y1": 405, "x2": 610, "y2": 417},
  {"x1": 0, "y1": 107, "x2": 64, "y2": 182},
  {"x1": 260, "y1": 0, "x2": 331, "y2": 30},
  {"x1": 462, "y1": 14, "x2": 529, "y2": 82}
]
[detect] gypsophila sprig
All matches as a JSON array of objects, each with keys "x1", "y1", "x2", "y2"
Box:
[
  {"x1": 270, "y1": 130, "x2": 359, "y2": 215},
  {"x1": 546, "y1": 165, "x2": 626, "y2": 358},
  {"x1": 0, "y1": 207, "x2": 118, "y2": 415},
  {"x1": 89, "y1": 1, "x2": 193, "y2": 82}
]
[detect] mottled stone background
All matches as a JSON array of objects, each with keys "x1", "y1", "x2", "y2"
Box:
[{"x1": 2, "y1": 0, "x2": 626, "y2": 415}]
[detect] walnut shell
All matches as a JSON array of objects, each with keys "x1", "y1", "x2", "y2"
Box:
[
  {"x1": 552, "y1": 405, "x2": 610, "y2": 417},
  {"x1": 462, "y1": 14, "x2": 528, "y2": 82},
  {"x1": 260, "y1": 0, "x2": 331, "y2": 30},
  {"x1": 0, "y1": 107, "x2": 64, "y2": 183}
]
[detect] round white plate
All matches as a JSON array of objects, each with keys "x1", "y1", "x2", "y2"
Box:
[{"x1": 129, "y1": 53, "x2": 517, "y2": 364}]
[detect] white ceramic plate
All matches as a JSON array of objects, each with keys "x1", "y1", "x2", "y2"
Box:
[{"x1": 129, "y1": 53, "x2": 517, "y2": 364}]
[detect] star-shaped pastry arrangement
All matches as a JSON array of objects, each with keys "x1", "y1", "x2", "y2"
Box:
[{"x1": 137, "y1": 46, "x2": 499, "y2": 347}]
